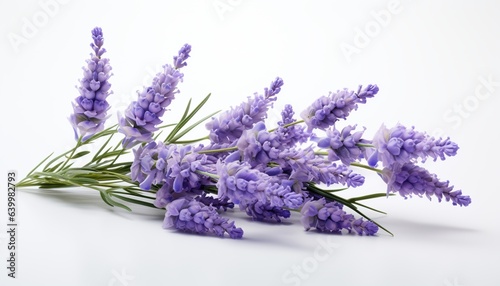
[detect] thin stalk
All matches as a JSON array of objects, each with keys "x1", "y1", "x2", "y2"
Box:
[{"x1": 350, "y1": 162, "x2": 383, "y2": 174}]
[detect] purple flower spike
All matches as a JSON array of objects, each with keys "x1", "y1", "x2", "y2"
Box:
[
  {"x1": 352, "y1": 218, "x2": 379, "y2": 235},
  {"x1": 370, "y1": 123, "x2": 459, "y2": 168},
  {"x1": 381, "y1": 162, "x2": 471, "y2": 207},
  {"x1": 69, "y1": 27, "x2": 113, "y2": 141},
  {"x1": 279, "y1": 147, "x2": 364, "y2": 188},
  {"x1": 205, "y1": 77, "x2": 284, "y2": 144},
  {"x1": 240, "y1": 199, "x2": 291, "y2": 222},
  {"x1": 119, "y1": 44, "x2": 192, "y2": 148},
  {"x1": 164, "y1": 198, "x2": 243, "y2": 238},
  {"x1": 300, "y1": 85, "x2": 378, "y2": 132},
  {"x1": 173, "y1": 44, "x2": 191, "y2": 69},
  {"x1": 273, "y1": 104, "x2": 310, "y2": 149},
  {"x1": 131, "y1": 141, "x2": 216, "y2": 208},
  {"x1": 215, "y1": 160, "x2": 268, "y2": 205},
  {"x1": 313, "y1": 125, "x2": 367, "y2": 165},
  {"x1": 236, "y1": 121, "x2": 282, "y2": 167},
  {"x1": 300, "y1": 198, "x2": 378, "y2": 235}
]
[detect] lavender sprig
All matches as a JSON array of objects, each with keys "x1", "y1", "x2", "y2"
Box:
[
  {"x1": 164, "y1": 197, "x2": 243, "y2": 239},
  {"x1": 381, "y1": 162, "x2": 471, "y2": 206},
  {"x1": 368, "y1": 123, "x2": 459, "y2": 168},
  {"x1": 301, "y1": 198, "x2": 378, "y2": 235},
  {"x1": 118, "y1": 44, "x2": 191, "y2": 148},
  {"x1": 313, "y1": 124, "x2": 368, "y2": 165},
  {"x1": 19, "y1": 27, "x2": 472, "y2": 240},
  {"x1": 205, "y1": 77, "x2": 284, "y2": 144},
  {"x1": 300, "y1": 85, "x2": 379, "y2": 132},
  {"x1": 69, "y1": 27, "x2": 113, "y2": 141}
]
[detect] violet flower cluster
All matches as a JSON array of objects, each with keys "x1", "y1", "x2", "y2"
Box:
[
  {"x1": 301, "y1": 198, "x2": 378, "y2": 235},
  {"x1": 365, "y1": 124, "x2": 469, "y2": 206},
  {"x1": 128, "y1": 69, "x2": 471, "y2": 237},
  {"x1": 69, "y1": 27, "x2": 113, "y2": 141},
  {"x1": 58, "y1": 27, "x2": 471, "y2": 239},
  {"x1": 118, "y1": 44, "x2": 191, "y2": 148}
]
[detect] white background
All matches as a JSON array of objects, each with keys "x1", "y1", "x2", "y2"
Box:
[{"x1": 1, "y1": 0, "x2": 499, "y2": 285}]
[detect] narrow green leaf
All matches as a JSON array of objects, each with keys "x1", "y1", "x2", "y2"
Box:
[
  {"x1": 83, "y1": 124, "x2": 118, "y2": 143},
  {"x1": 168, "y1": 110, "x2": 220, "y2": 143},
  {"x1": 69, "y1": 177, "x2": 100, "y2": 185},
  {"x1": 91, "y1": 132, "x2": 115, "y2": 163},
  {"x1": 174, "y1": 135, "x2": 210, "y2": 144},
  {"x1": 38, "y1": 183, "x2": 73, "y2": 189},
  {"x1": 108, "y1": 199, "x2": 132, "y2": 212},
  {"x1": 44, "y1": 161, "x2": 64, "y2": 173},
  {"x1": 153, "y1": 130, "x2": 164, "y2": 141},
  {"x1": 166, "y1": 94, "x2": 213, "y2": 142},
  {"x1": 323, "y1": 187, "x2": 349, "y2": 193},
  {"x1": 70, "y1": 151, "x2": 91, "y2": 159},
  {"x1": 23, "y1": 152, "x2": 53, "y2": 178},
  {"x1": 99, "y1": 191, "x2": 115, "y2": 207},
  {"x1": 111, "y1": 194, "x2": 158, "y2": 209},
  {"x1": 166, "y1": 98, "x2": 193, "y2": 141},
  {"x1": 104, "y1": 189, "x2": 132, "y2": 211},
  {"x1": 43, "y1": 150, "x2": 73, "y2": 171},
  {"x1": 157, "y1": 123, "x2": 178, "y2": 129},
  {"x1": 348, "y1": 193, "x2": 392, "y2": 202},
  {"x1": 93, "y1": 149, "x2": 129, "y2": 162},
  {"x1": 351, "y1": 201, "x2": 387, "y2": 215}
]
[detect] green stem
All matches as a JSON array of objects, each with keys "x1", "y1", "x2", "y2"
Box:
[
  {"x1": 108, "y1": 147, "x2": 127, "y2": 167},
  {"x1": 356, "y1": 143, "x2": 375, "y2": 148},
  {"x1": 196, "y1": 170, "x2": 219, "y2": 181},
  {"x1": 350, "y1": 162, "x2": 383, "y2": 174},
  {"x1": 268, "y1": 119, "x2": 305, "y2": 132},
  {"x1": 58, "y1": 137, "x2": 83, "y2": 171},
  {"x1": 198, "y1": 146, "x2": 238, "y2": 154}
]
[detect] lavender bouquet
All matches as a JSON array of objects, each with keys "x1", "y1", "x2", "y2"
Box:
[{"x1": 18, "y1": 27, "x2": 471, "y2": 239}]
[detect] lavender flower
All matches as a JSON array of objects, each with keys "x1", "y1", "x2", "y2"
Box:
[
  {"x1": 300, "y1": 85, "x2": 378, "y2": 132},
  {"x1": 266, "y1": 180, "x2": 304, "y2": 209},
  {"x1": 215, "y1": 160, "x2": 268, "y2": 205},
  {"x1": 236, "y1": 121, "x2": 282, "y2": 167},
  {"x1": 273, "y1": 104, "x2": 310, "y2": 149},
  {"x1": 352, "y1": 218, "x2": 379, "y2": 235},
  {"x1": 300, "y1": 198, "x2": 378, "y2": 235},
  {"x1": 240, "y1": 199, "x2": 291, "y2": 222},
  {"x1": 164, "y1": 198, "x2": 243, "y2": 238},
  {"x1": 130, "y1": 141, "x2": 175, "y2": 190},
  {"x1": 69, "y1": 27, "x2": 112, "y2": 141},
  {"x1": 131, "y1": 141, "x2": 215, "y2": 208},
  {"x1": 279, "y1": 146, "x2": 365, "y2": 188},
  {"x1": 381, "y1": 162, "x2": 471, "y2": 206},
  {"x1": 313, "y1": 125, "x2": 367, "y2": 165},
  {"x1": 118, "y1": 44, "x2": 191, "y2": 148},
  {"x1": 205, "y1": 77, "x2": 284, "y2": 144},
  {"x1": 368, "y1": 123, "x2": 459, "y2": 168},
  {"x1": 216, "y1": 158, "x2": 304, "y2": 211}
]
